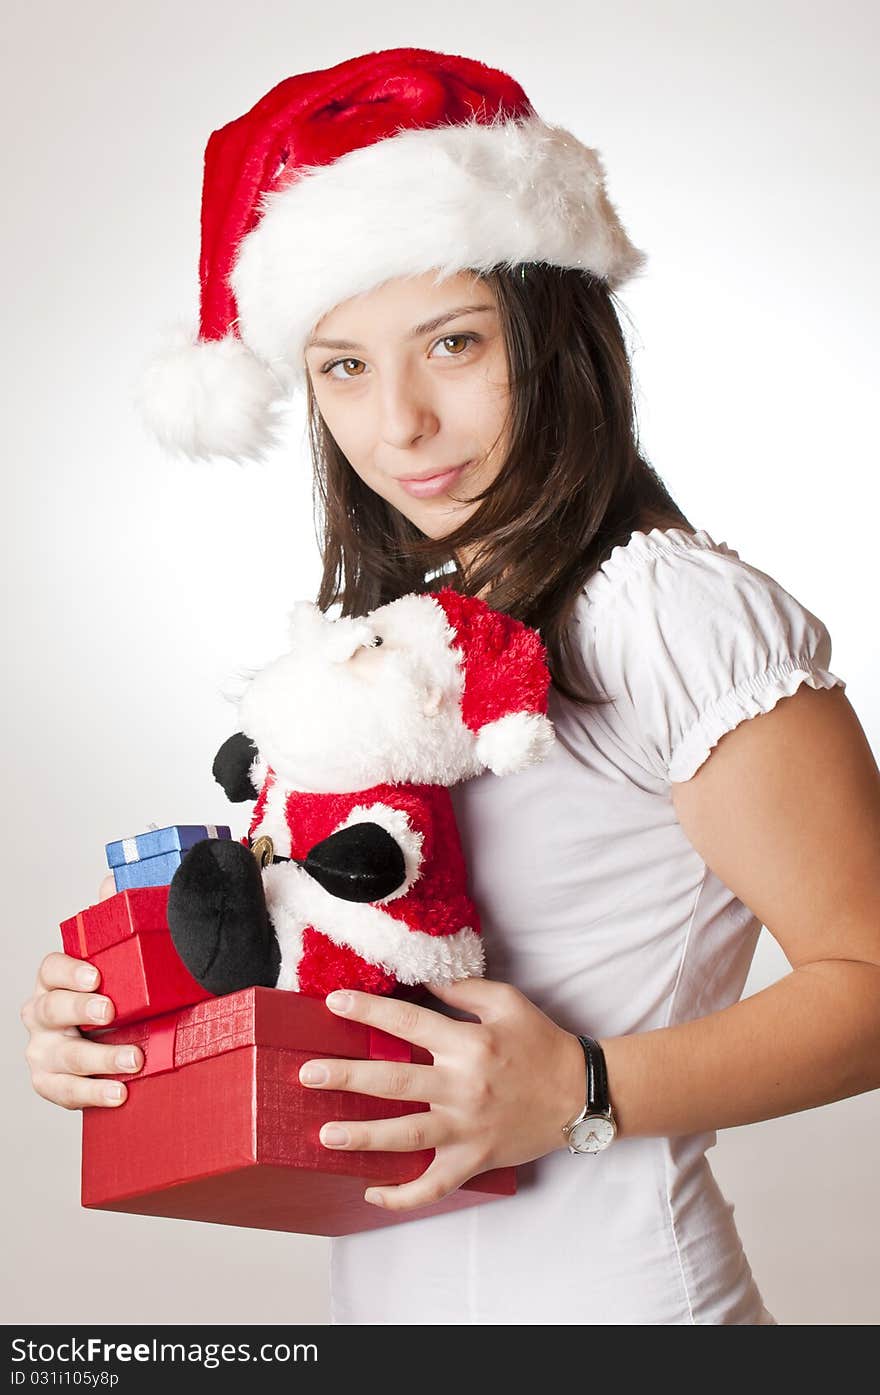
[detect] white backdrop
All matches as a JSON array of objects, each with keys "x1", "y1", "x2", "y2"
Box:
[{"x1": 3, "y1": 0, "x2": 877, "y2": 1325}]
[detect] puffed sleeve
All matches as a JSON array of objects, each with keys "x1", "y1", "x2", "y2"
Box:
[{"x1": 587, "y1": 536, "x2": 847, "y2": 784}]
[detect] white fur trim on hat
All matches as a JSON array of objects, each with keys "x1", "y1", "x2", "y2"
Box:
[
  {"x1": 475, "y1": 710, "x2": 557, "y2": 776},
  {"x1": 231, "y1": 114, "x2": 646, "y2": 388}
]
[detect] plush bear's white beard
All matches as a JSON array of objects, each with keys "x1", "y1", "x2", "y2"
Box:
[{"x1": 238, "y1": 648, "x2": 478, "y2": 792}]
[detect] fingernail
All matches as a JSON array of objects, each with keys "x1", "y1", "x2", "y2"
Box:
[
  {"x1": 103, "y1": 1083, "x2": 125, "y2": 1103},
  {"x1": 300, "y1": 1064, "x2": 328, "y2": 1084},
  {"x1": 321, "y1": 1125, "x2": 349, "y2": 1147},
  {"x1": 76, "y1": 965, "x2": 98, "y2": 989},
  {"x1": 326, "y1": 991, "x2": 352, "y2": 1013},
  {"x1": 364, "y1": 1190, "x2": 385, "y2": 1207},
  {"x1": 115, "y1": 1048, "x2": 140, "y2": 1071},
  {"x1": 87, "y1": 998, "x2": 112, "y2": 1022}
]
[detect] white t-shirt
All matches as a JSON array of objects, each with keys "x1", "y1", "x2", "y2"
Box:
[{"x1": 328, "y1": 526, "x2": 846, "y2": 1325}]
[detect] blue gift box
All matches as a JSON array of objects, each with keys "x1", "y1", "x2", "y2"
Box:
[{"x1": 106, "y1": 825, "x2": 232, "y2": 891}]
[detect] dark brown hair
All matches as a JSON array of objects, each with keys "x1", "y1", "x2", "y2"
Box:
[{"x1": 307, "y1": 263, "x2": 692, "y2": 706}]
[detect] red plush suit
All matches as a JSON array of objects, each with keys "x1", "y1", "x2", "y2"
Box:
[{"x1": 248, "y1": 770, "x2": 484, "y2": 997}]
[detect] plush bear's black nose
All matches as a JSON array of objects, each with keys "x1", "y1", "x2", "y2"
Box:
[{"x1": 167, "y1": 838, "x2": 281, "y2": 996}]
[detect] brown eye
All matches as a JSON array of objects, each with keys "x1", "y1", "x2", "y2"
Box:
[
  {"x1": 322, "y1": 357, "x2": 366, "y2": 379},
  {"x1": 430, "y1": 333, "x2": 479, "y2": 360}
]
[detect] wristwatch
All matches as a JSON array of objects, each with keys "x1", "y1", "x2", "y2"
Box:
[{"x1": 562, "y1": 1034, "x2": 618, "y2": 1154}]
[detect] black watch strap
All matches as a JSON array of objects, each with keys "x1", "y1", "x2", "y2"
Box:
[{"x1": 577, "y1": 1034, "x2": 611, "y2": 1114}]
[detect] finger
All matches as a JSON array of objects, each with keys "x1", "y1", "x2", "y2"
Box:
[
  {"x1": 298, "y1": 1057, "x2": 449, "y2": 1105},
  {"x1": 318, "y1": 1108, "x2": 442, "y2": 1154},
  {"x1": 32, "y1": 988, "x2": 116, "y2": 1032},
  {"x1": 37, "y1": 952, "x2": 101, "y2": 995},
  {"x1": 48, "y1": 1034, "x2": 144, "y2": 1079},
  {"x1": 362, "y1": 1148, "x2": 475, "y2": 1212},
  {"x1": 323, "y1": 988, "x2": 471, "y2": 1054},
  {"x1": 422, "y1": 974, "x2": 518, "y2": 1022},
  {"x1": 32, "y1": 1071, "x2": 130, "y2": 1111}
]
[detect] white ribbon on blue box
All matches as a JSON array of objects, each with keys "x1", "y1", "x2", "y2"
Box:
[{"x1": 105, "y1": 825, "x2": 232, "y2": 891}]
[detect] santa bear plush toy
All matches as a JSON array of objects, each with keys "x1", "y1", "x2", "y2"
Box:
[{"x1": 166, "y1": 588, "x2": 555, "y2": 999}]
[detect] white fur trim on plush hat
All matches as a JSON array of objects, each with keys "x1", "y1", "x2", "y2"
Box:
[
  {"x1": 134, "y1": 322, "x2": 288, "y2": 463},
  {"x1": 475, "y1": 710, "x2": 556, "y2": 776},
  {"x1": 232, "y1": 113, "x2": 646, "y2": 389}
]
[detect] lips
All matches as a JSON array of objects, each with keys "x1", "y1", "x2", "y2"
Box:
[
  {"x1": 399, "y1": 462, "x2": 470, "y2": 483},
  {"x1": 397, "y1": 462, "x2": 469, "y2": 499}
]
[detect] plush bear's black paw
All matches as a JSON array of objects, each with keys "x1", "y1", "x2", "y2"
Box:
[
  {"x1": 167, "y1": 838, "x2": 281, "y2": 996},
  {"x1": 304, "y1": 822, "x2": 407, "y2": 902},
  {"x1": 212, "y1": 732, "x2": 261, "y2": 803}
]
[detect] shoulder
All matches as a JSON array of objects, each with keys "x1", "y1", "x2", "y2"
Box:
[
  {"x1": 572, "y1": 527, "x2": 846, "y2": 784},
  {"x1": 582, "y1": 525, "x2": 801, "y2": 616}
]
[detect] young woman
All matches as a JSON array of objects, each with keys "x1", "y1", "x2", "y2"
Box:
[{"x1": 21, "y1": 48, "x2": 880, "y2": 1326}]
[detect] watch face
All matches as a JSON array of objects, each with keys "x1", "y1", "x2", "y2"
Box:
[{"x1": 569, "y1": 1115, "x2": 616, "y2": 1153}]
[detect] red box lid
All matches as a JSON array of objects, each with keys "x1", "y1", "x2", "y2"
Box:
[
  {"x1": 60, "y1": 886, "x2": 169, "y2": 958},
  {"x1": 93, "y1": 987, "x2": 426, "y2": 1077}
]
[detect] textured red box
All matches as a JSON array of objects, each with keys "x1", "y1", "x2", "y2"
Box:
[
  {"x1": 82, "y1": 987, "x2": 517, "y2": 1236},
  {"x1": 61, "y1": 886, "x2": 170, "y2": 956},
  {"x1": 60, "y1": 887, "x2": 213, "y2": 1028}
]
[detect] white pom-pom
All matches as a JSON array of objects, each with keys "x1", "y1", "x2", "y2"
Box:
[
  {"x1": 475, "y1": 711, "x2": 556, "y2": 777},
  {"x1": 134, "y1": 324, "x2": 287, "y2": 464}
]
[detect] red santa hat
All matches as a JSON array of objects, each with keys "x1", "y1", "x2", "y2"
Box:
[
  {"x1": 137, "y1": 46, "x2": 646, "y2": 465},
  {"x1": 430, "y1": 588, "x2": 555, "y2": 776}
]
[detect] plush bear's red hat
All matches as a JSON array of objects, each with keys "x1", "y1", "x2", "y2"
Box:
[
  {"x1": 137, "y1": 46, "x2": 646, "y2": 464},
  {"x1": 431, "y1": 588, "x2": 554, "y2": 775}
]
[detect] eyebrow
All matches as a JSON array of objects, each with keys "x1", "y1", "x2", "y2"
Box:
[{"x1": 305, "y1": 304, "x2": 496, "y2": 353}]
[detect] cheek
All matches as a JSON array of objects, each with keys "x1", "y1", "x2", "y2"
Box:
[
  {"x1": 321, "y1": 401, "x2": 358, "y2": 451},
  {"x1": 458, "y1": 357, "x2": 510, "y2": 444},
  {"x1": 314, "y1": 391, "x2": 377, "y2": 477}
]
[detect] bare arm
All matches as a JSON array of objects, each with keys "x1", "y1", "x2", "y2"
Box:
[{"x1": 591, "y1": 684, "x2": 880, "y2": 1139}]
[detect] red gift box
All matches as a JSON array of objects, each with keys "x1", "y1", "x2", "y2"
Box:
[
  {"x1": 82, "y1": 987, "x2": 517, "y2": 1236},
  {"x1": 60, "y1": 887, "x2": 213, "y2": 1028}
]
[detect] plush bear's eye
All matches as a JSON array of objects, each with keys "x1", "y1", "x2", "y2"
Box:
[{"x1": 370, "y1": 635, "x2": 383, "y2": 647}]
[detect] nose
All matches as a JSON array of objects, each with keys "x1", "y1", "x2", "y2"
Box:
[
  {"x1": 377, "y1": 366, "x2": 439, "y2": 452},
  {"x1": 324, "y1": 616, "x2": 375, "y2": 664}
]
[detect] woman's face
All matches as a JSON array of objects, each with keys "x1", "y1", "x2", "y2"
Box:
[{"x1": 304, "y1": 270, "x2": 510, "y2": 542}]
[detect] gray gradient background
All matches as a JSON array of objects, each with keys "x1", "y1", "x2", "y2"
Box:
[{"x1": 3, "y1": 0, "x2": 877, "y2": 1326}]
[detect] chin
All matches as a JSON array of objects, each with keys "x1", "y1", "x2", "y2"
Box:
[
  {"x1": 416, "y1": 520, "x2": 453, "y2": 541},
  {"x1": 423, "y1": 503, "x2": 475, "y2": 533}
]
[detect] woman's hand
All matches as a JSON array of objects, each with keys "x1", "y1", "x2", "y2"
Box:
[
  {"x1": 21, "y1": 874, "x2": 144, "y2": 1110},
  {"x1": 21, "y1": 952, "x2": 144, "y2": 1109},
  {"x1": 299, "y1": 976, "x2": 587, "y2": 1211}
]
